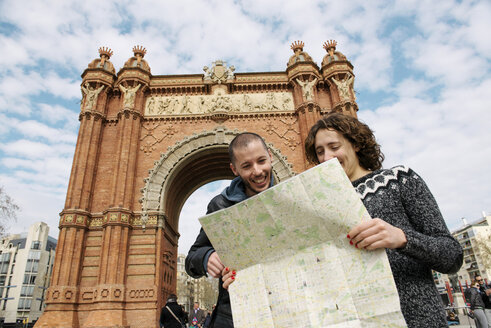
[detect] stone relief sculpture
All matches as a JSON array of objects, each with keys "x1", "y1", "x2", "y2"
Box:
[
  {"x1": 119, "y1": 83, "x2": 141, "y2": 108},
  {"x1": 264, "y1": 93, "x2": 279, "y2": 111},
  {"x1": 81, "y1": 83, "x2": 104, "y2": 111},
  {"x1": 282, "y1": 93, "x2": 292, "y2": 111},
  {"x1": 296, "y1": 78, "x2": 318, "y2": 102},
  {"x1": 147, "y1": 96, "x2": 156, "y2": 114},
  {"x1": 243, "y1": 95, "x2": 253, "y2": 112},
  {"x1": 144, "y1": 92, "x2": 295, "y2": 115},
  {"x1": 157, "y1": 98, "x2": 171, "y2": 115},
  {"x1": 181, "y1": 95, "x2": 192, "y2": 114},
  {"x1": 225, "y1": 65, "x2": 235, "y2": 80},
  {"x1": 332, "y1": 73, "x2": 354, "y2": 101},
  {"x1": 203, "y1": 66, "x2": 212, "y2": 80}
]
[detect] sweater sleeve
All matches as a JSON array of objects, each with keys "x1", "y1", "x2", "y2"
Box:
[{"x1": 397, "y1": 167, "x2": 463, "y2": 273}]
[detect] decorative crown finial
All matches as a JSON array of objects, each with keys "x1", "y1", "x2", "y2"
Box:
[
  {"x1": 133, "y1": 45, "x2": 147, "y2": 57},
  {"x1": 290, "y1": 40, "x2": 304, "y2": 52},
  {"x1": 98, "y1": 46, "x2": 113, "y2": 58},
  {"x1": 323, "y1": 40, "x2": 337, "y2": 52}
]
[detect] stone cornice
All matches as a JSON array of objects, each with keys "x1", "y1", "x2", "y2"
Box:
[
  {"x1": 117, "y1": 108, "x2": 143, "y2": 120},
  {"x1": 79, "y1": 110, "x2": 106, "y2": 122},
  {"x1": 294, "y1": 101, "x2": 322, "y2": 115}
]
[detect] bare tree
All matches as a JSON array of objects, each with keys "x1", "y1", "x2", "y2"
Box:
[
  {"x1": 475, "y1": 233, "x2": 491, "y2": 270},
  {"x1": 0, "y1": 184, "x2": 19, "y2": 235}
]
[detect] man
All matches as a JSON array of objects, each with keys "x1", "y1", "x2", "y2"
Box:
[
  {"x1": 188, "y1": 302, "x2": 206, "y2": 327},
  {"x1": 159, "y1": 294, "x2": 185, "y2": 328},
  {"x1": 476, "y1": 275, "x2": 491, "y2": 327},
  {"x1": 186, "y1": 132, "x2": 274, "y2": 328}
]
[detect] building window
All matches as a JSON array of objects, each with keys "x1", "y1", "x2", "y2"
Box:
[
  {"x1": 23, "y1": 274, "x2": 36, "y2": 285},
  {"x1": 0, "y1": 253, "x2": 11, "y2": 274},
  {"x1": 26, "y1": 251, "x2": 40, "y2": 273},
  {"x1": 31, "y1": 241, "x2": 41, "y2": 250},
  {"x1": 17, "y1": 297, "x2": 32, "y2": 310},
  {"x1": 20, "y1": 286, "x2": 34, "y2": 297}
]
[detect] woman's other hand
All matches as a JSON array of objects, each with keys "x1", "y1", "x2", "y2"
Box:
[
  {"x1": 348, "y1": 218, "x2": 407, "y2": 250},
  {"x1": 222, "y1": 267, "x2": 236, "y2": 289}
]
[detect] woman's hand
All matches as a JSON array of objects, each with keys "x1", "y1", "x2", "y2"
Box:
[
  {"x1": 348, "y1": 218, "x2": 407, "y2": 250},
  {"x1": 206, "y1": 252, "x2": 225, "y2": 278},
  {"x1": 222, "y1": 267, "x2": 236, "y2": 290}
]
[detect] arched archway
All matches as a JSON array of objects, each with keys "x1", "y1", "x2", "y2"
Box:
[
  {"x1": 37, "y1": 42, "x2": 359, "y2": 327},
  {"x1": 141, "y1": 126, "x2": 295, "y2": 234}
]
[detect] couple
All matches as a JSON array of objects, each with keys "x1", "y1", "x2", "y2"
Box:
[{"x1": 185, "y1": 112, "x2": 463, "y2": 328}]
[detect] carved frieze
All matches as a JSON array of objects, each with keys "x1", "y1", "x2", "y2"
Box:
[{"x1": 144, "y1": 92, "x2": 294, "y2": 116}]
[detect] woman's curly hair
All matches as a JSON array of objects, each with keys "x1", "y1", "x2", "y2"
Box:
[{"x1": 304, "y1": 113, "x2": 384, "y2": 170}]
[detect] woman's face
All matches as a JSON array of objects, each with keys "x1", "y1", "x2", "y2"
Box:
[{"x1": 314, "y1": 128, "x2": 365, "y2": 181}]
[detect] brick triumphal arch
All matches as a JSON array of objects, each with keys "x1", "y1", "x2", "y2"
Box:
[{"x1": 35, "y1": 40, "x2": 358, "y2": 327}]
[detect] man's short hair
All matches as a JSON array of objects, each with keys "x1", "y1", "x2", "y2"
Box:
[{"x1": 229, "y1": 132, "x2": 269, "y2": 164}]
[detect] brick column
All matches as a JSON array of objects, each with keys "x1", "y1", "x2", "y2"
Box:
[
  {"x1": 35, "y1": 85, "x2": 108, "y2": 328},
  {"x1": 82, "y1": 82, "x2": 144, "y2": 328}
]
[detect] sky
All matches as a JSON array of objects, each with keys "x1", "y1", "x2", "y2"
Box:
[{"x1": 0, "y1": 0, "x2": 490, "y2": 255}]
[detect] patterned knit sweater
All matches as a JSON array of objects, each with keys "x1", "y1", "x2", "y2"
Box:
[{"x1": 352, "y1": 166, "x2": 463, "y2": 328}]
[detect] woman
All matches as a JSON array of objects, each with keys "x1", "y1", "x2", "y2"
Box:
[
  {"x1": 468, "y1": 279, "x2": 489, "y2": 328},
  {"x1": 304, "y1": 113, "x2": 463, "y2": 327}
]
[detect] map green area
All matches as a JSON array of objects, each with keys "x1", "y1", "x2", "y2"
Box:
[{"x1": 200, "y1": 159, "x2": 407, "y2": 327}]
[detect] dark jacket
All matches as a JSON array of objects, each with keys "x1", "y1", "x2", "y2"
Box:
[
  {"x1": 160, "y1": 300, "x2": 185, "y2": 328},
  {"x1": 203, "y1": 313, "x2": 212, "y2": 328},
  {"x1": 479, "y1": 283, "x2": 491, "y2": 309},
  {"x1": 186, "y1": 176, "x2": 272, "y2": 328},
  {"x1": 469, "y1": 287, "x2": 486, "y2": 310}
]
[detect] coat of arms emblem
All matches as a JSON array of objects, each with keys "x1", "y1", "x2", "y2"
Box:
[{"x1": 203, "y1": 60, "x2": 235, "y2": 84}]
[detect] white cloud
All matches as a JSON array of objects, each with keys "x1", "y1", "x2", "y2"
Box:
[
  {"x1": 178, "y1": 180, "x2": 230, "y2": 255},
  {"x1": 0, "y1": 0, "x2": 489, "y2": 239},
  {"x1": 38, "y1": 103, "x2": 80, "y2": 129},
  {"x1": 360, "y1": 77, "x2": 491, "y2": 229},
  {"x1": 0, "y1": 140, "x2": 74, "y2": 159},
  {"x1": 0, "y1": 174, "x2": 64, "y2": 237},
  {"x1": 15, "y1": 120, "x2": 77, "y2": 144}
]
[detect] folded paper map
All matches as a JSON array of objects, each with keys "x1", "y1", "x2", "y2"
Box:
[{"x1": 199, "y1": 158, "x2": 407, "y2": 327}]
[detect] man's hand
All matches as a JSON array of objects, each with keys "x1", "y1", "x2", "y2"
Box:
[
  {"x1": 207, "y1": 252, "x2": 225, "y2": 278},
  {"x1": 222, "y1": 267, "x2": 236, "y2": 290},
  {"x1": 348, "y1": 218, "x2": 407, "y2": 250}
]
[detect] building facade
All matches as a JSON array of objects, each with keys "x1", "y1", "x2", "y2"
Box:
[
  {"x1": 176, "y1": 254, "x2": 218, "y2": 313},
  {"x1": 35, "y1": 40, "x2": 358, "y2": 327},
  {"x1": 432, "y1": 214, "x2": 491, "y2": 306},
  {"x1": 0, "y1": 222, "x2": 57, "y2": 327},
  {"x1": 449, "y1": 215, "x2": 491, "y2": 286}
]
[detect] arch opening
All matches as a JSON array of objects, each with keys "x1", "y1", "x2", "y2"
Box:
[{"x1": 164, "y1": 146, "x2": 235, "y2": 231}]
